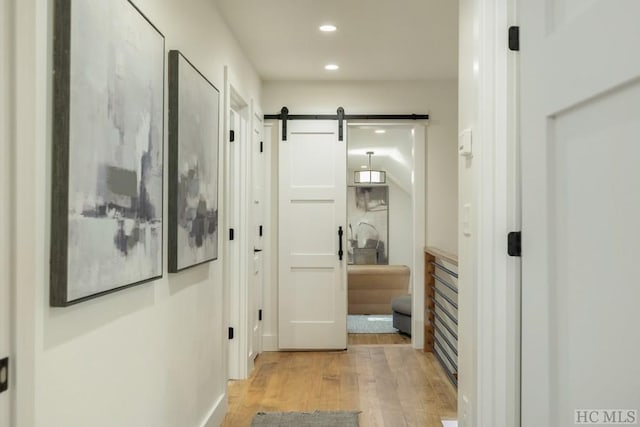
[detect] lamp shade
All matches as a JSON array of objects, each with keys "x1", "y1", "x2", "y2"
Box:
[{"x1": 354, "y1": 170, "x2": 386, "y2": 184}]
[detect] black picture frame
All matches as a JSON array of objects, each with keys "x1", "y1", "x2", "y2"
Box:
[
  {"x1": 168, "y1": 50, "x2": 220, "y2": 273},
  {"x1": 51, "y1": 0, "x2": 165, "y2": 306}
]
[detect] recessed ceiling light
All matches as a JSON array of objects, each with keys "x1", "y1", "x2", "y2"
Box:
[
  {"x1": 319, "y1": 24, "x2": 337, "y2": 32},
  {"x1": 325, "y1": 64, "x2": 339, "y2": 71},
  {"x1": 375, "y1": 129, "x2": 386, "y2": 134},
  {"x1": 361, "y1": 165, "x2": 368, "y2": 169}
]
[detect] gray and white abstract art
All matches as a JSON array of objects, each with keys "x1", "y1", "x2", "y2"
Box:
[
  {"x1": 51, "y1": 0, "x2": 165, "y2": 305},
  {"x1": 168, "y1": 51, "x2": 220, "y2": 272}
]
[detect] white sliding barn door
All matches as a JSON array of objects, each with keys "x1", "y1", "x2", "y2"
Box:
[
  {"x1": 278, "y1": 120, "x2": 347, "y2": 350},
  {"x1": 520, "y1": 1, "x2": 640, "y2": 426}
]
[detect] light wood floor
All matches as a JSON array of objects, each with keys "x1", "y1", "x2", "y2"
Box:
[
  {"x1": 221, "y1": 340, "x2": 457, "y2": 427},
  {"x1": 348, "y1": 332, "x2": 411, "y2": 345}
]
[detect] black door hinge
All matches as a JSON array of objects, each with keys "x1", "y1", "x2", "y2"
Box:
[
  {"x1": 259, "y1": 225, "x2": 263, "y2": 237},
  {"x1": 228, "y1": 327, "x2": 234, "y2": 340},
  {"x1": 230, "y1": 130, "x2": 235, "y2": 142},
  {"x1": 258, "y1": 309, "x2": 263, "y2": 321},
  {"x1": 509, "y1": 26, "x2": 520, "y2": 51},
  {"x1": 508, "y1": 232, "x2": 522, "y2": 257},
  {"x1": 0, "y1": 357, "x2": 8, "y2": 394},
  {"x1": 260, "y1": 141, "x2": 264, "y2": 153},
  {"x1": 229, "y1": 228, "x2": 235, "y2": 241}
]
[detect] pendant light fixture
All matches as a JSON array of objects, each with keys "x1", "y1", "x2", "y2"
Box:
[{"x1": 354, "y1": 151, "x2": 386, "y2": 184}]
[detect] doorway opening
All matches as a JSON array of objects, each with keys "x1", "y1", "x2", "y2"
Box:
[{"x1": 346, "y1": 123, "x2": 425, "y2": 347}]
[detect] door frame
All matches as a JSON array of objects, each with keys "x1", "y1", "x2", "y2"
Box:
[
  {"x1": 345, "y1": 121, "x2": 426, "y2": 350},
  {"x1": 223, "y1": 67, "x2": 252, "y2": 380},
  {"x1": 247, "y1": 101, "x2": 265, "y2": 369},
  {"x1": 460, "y1": 0, "x2": 520, "y2": 425},
  {"x1": 261, "y1": 123, "x2": 278, "y2": 351}
]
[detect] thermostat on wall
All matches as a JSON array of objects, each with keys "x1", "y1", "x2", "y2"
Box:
[{"x1": 459, "y1": 129, "x2": 473, "y2": 157}]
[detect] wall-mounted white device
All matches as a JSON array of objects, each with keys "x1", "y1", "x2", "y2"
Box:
[{"x1": 459, "y1": 129, "x2": 473, "y2": 157}]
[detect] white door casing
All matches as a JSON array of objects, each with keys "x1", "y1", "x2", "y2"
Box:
[
  {"x1": 248, "y1": 109, "x2": 265, "y2": 365},
  {"x1": 226, "y1": 86, "x2": 250, "y2": 379},
  {"x1": 520, "y1": 1, "x2": 640, "y2": 426},
  {"x1": 278, "y1": 120, "x2": 347, "y2": 350},
  {"x1": 345, "y1": 121, "x2": 427, "y2": 350},
  {"x1": 226, "y1": 108, "x2": 241, "y2": 379}
]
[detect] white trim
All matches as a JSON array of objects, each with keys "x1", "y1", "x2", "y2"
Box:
[
  {"x1": 411, "y1": 123, "x2": 426, "y2": 350},
  {"x1": 199, "y1": 393, "x2": 228, "y2": 427},
  {"x1": 261, "y1": 123, "x2": 278, "y2": 352},
  {"x1": 345, "y1": 121, "x2": 427, "y2": 350},
  {"x1": 224, "y1": 67, "x2": 251, "y2": 380},
  {"x1": 222, "y1": 66, "x2": 231, "y2": 381},
  {"x1": 471, "y1": 0, "x2": 520, "y2": 425},
  {"x1": 246, "y1": 100, "x2": 264, "y2": 372},
  {"x1": 262, "y1": 334, "x2": 278, "y2": 351}
]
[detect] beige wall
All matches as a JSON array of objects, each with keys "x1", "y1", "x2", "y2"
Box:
[
  {"x1": 0, "y1": 0, "x2": 13, "y2": 422},
  {"x1": 11, "y1": 0, "x2": 261, "y2": 426},
  {"x1": 262, "y1": 80, "x2": 459, "y2": 255}
]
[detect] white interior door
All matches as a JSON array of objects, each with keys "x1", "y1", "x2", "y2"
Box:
[
  {"x1": 0, "y1": 0, "x2": 12, "y2": 421},
  {"x1": 521, "y1": 2, "x2": 640, "y2": 426},
  {"x1": 279, "y1": 120, "x2": 347, "y2": 350},
  {"x1": 248, "y1": 114, "x2": 264, "y2": 362}
]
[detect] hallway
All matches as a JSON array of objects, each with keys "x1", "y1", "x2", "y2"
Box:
[{"x1": 221, "y1": 345, "x2": 457, "y2": 426}]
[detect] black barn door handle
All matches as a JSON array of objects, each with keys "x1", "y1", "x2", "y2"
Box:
[{"x1": 338, "y1": 226, "x2": 344, "y2": 261}]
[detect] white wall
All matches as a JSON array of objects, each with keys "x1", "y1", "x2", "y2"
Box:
[
  {"x1": 12, "y1": 0, "x2": 261, "y2": 426},
  {"x1": 386, "y1": 180, "x2": 413, "y2": 268},
  {"x1": 457, "y1": 0, "x2": 480, "y2": 422},
  {"x1": 0, "y1": 0, "x2": 13, "y2": 424},
  {"x1": 262, "y1": 80, "x2": 459, "y2": 255}
]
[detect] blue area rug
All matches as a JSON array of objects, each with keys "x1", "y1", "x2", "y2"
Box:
[{"x1": 347, "y1": 314, "x2": 397, "y2": 334}]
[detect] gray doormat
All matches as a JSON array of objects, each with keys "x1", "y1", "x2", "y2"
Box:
[
  {"x1": 251, "y1": 410, "x2": 360, "y2": 426},
  {"x1": 347, "y1": 314, "x2": 397, "y2": 334}
]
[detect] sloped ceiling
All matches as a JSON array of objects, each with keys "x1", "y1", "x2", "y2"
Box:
[{"x1": 348, "y1": 125, "x2": 414, "y2": 193}]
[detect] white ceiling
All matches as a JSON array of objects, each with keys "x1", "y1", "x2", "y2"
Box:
[{"x1": 214, "y1": 0, "x2": 459, "y2": 81}]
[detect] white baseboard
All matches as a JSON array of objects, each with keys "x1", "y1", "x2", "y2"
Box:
[
  {"x1": 200, "y1": 393, "x2": 228, "y2": 427},
  {"x1": 262, "y1": 334, "x2": 278, "y2": 351}
]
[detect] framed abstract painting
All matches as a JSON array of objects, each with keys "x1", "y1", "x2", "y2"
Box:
[
  {"x1": 167, "y1": 50, "x2": 220, "y2": 272},
  {"x1": 51, "y1": 0, "x2": 165, "y2": 306}
]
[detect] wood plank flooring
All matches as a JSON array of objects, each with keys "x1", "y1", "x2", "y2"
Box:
[
  {"x1": 221, "y1": 341, "x2": 457, "y2": 427},
  {"x1": 348, "y1": 332, "x2": 411, "y2": 345}
]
